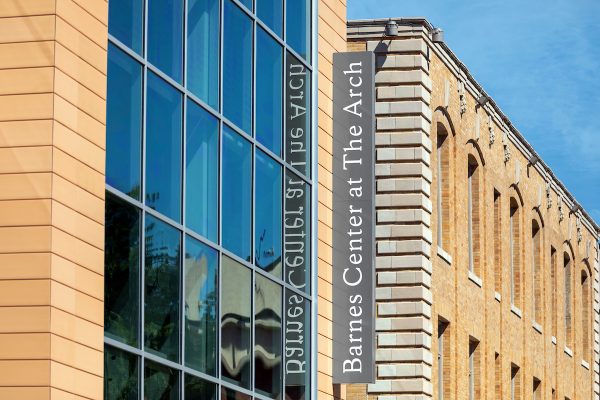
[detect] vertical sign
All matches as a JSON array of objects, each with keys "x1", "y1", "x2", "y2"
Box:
[{"x1": 332, "y1": 51, "x2": 375, "y2": 384}]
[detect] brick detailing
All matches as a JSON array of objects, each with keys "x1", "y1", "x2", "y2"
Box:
[{"x1": 361, "y1": 37, "x2": 434, "y2": 399}]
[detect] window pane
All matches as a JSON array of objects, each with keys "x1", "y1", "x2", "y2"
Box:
[
  {"x1": 257, "y1": 0, "x2": 282, "y2": 36},
  {"x1": 104, "y1": 346, "x2": 138, "y2": 400},
  {"x1": 221, "y1": 257, "x2": 252, "y2": 389},
  {"x1": 222, "y1": 126, "x2": 252, "y2": 261},
  {"x1": 255, "y1": 151, "x2": 282, "y2": 275},
  {"x1": 107, "y1": 44, "x2": 142, "y2": 199},
  {"x1": 145, "y1": 360, "x2": 179, "y2": 400},
  {"x1": 108, "y1": 0, "x2": 143, "y2": 54},
  {"x1": 187, "y1": 0, "x2": 220, "y2": 110},
  {"x1": 238, "y1": 0, "x2": 253, "y2": 11},
  {"x1": 145, "y1": 215, "x2": 181, "y2": 362},
  {"x1": 105, "y1": 194, "x2": 140, "y2": 347},
  {"x1": 186, "y1": 99, "x2": 219, "y2": 242},
  {"x1": 185, "y1": 374, "x2": 217, "y2": 400},
  {"x1": 221, "y1": 388, "x2": 251, "y2": 400},
  {"x1": 285, "y1": 53, "x2": 311, "y2": 177},
  {"x1": 255, "y1": 275, "x2": 282, "y2": 398},
  {"x1": 286, "y1": 0, "x2": 310, "y2": 61},
  {"x1": 185, "y1": 236, "x2": 218, "y2": 375},
  {"x1": 284, "y1": 171, "x2": 310, "y2": 294},
  {"x1": 256, "y1": 28, "x2": 283, "y2": 155},
  {"x1": 223, "y1": 0, "x2": 253, "y2": 134},
  {"x1": 284, "y1": 291, "x2": 310, "y2": 400},
  {"x1": 148, "y1": 0, "x2": 184, "y2": 82},
  {"x1": 146, "y1": 72, "x2": 183, "y2": 222}
]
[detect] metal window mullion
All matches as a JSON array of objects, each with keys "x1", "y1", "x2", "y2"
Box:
[
  {"x1": 181, "y1": 0, "x2": 188, "y2": 385},
  {"x1": 310, "y1": 0, "x2": 318, "y2": 395},
  {"x1": 139, "y1": 0, "x2": 149, "y2": 395}
]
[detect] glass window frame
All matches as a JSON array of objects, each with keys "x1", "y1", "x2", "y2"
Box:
[{"x1": 104, "y1": 0, "x2": 316, "y2": 397}]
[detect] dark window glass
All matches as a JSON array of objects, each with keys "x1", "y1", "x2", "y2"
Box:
[
  {"x1": 256, "y1": 28, "x2": 283, "y2": 155},
  {"x1": 146, "y1": 72, "x2": 183, "y2": 222},
  {"x1": 223, "y1": 0, "x2": 253, "y2": 134},
  {"x1": 221, "y1": 257, "x2": 252, "y2": 389},
  {"x1": 222, "y1": 126, "x2": 252, "y2": 261},
  {"x1": 221, "y1": 388, "x2": 251, "y2": 400},
  {"x1": 238, "y1": 0, "x2": 253, "y2": 11},
  {"x1": 285, "y1": 52, "x2": 311, "y2": 177},
  {"x1": 284, "y1": 291, "x2": 310, "y2": 400},
  {"x1": 255, "y1": 275, "x2": 282, "y2": 398},
  {"x1": 286, "y1": 0, "x2": 310, "y2": 61},
  {"x1": 257, "y1": 0, "x2": 282, "y2": 36},
  {"x1": 184, "y1": 236, "x2": 218, "y2": 375},
  {"x1": 145, "y1": 215, "x2": 181, "y2": 362},
  {"x1": 104, "y1": 346, "x2": 139, "y2": 400},
  {"x1": 284, "y1": 171, "x2": 310, "y2": 294},
  {"x1": 187, "y1": 0, "x2": 220, "y2": 110},
  {"x1": 105, "y1": 194, "x2": 140, "y2": 346},
  {"x1": 108, "y1": 0, "x2": 143, "y2": 54},
  {"x1": 148, "y1": 0, "x2": 184, "y2": 82},
  {"x1": 255, "y1": 150, "x2": 282, "y2": 275},
  {"x1": 186, "y1": 99, "x2": 219, "y2": 242},
  {"x1": 185, "y1": 374, "x2": 217, "y2": 400},
  {"x1": 106, "y1": 44, "x2": 143, "y2": 199},
  {"x1": 144, "y1": 360, "x2": 179, "y2": 400}
]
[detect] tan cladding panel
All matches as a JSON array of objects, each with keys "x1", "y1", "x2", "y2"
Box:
[
  {"x1": 317, "y1": 0, "x2": 346, "y2": 399},
  {"x1": 0, "y1": 5, "x2": 107, "y2": 400}
]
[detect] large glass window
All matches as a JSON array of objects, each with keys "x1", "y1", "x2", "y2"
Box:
[
  {"x1": 255, "y1": 275, "x2": 282, "y2": 397},
  {"x1": 146, "y1": 72, "x2": 183, "y2": 222},
  {"x1": 222, "y1": 127, "x2": 252, "y2": 261},
  {"x1": 108, "y1": 0, "x2": 143, "y2": 54},
  {"x1": 187, "y1": 0, "x2": 220, "y2": 110},
  {"x1": 184, "y1": 236, "x2": 218, "y2": 375},
  {"x1": 223, "y1": 0, "x2": 253, "y2": 134},
  {"x1": 106, "y1": 44, "x2": 143, "y2": 200},
  {"x1": 286, "y1": 0, "x2": 310, "y2": 61},
  {"x1": 105, "y1": 194, "x2": 140, "y2": 347},
  {"x1": 104, "y1": 346, "x2": 139, "y2": 399},
  {"x1": 221, "y1": 257, "x2": 252, "y2": 389},
  {"x1": 145, "y1": 360, "x2": 179, "y2": 400},
  {"x1": 148, "y1": 0, "x2": 184, "y2": 82},
  {"x1": 145, "y1": 215, "x2": 181, "y2": 362},
  {"x1": 186, "y1": 99, "x2": 219, "y2": 242},
  {"x1": 256, "y1": 27, "x2": 283, "y2": 155},
  {"x1": 257, "y1": 0, "x2": 282, "y2": 36},
  {"x1": 105, "y1": 0, "x2": 314, "y2": 396},
  {"x1": 255, "y1": 150, "x2": 282, "y2": 275}
]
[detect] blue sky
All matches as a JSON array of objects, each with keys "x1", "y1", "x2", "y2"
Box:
[{"x1": 349, "y1": 0, "x2": 600, "y2": 223}]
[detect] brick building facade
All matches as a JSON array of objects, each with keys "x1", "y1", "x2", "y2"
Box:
[{"x1": 346, "y1": 18, "x2": 600, "y2": 400}]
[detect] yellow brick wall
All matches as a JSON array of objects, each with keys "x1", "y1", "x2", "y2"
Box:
[{"x1": 0, "y1": 1, "x2": 107, "y2": 399}]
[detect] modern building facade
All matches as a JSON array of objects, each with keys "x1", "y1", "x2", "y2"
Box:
[
  {"x1": 0, "y1": 2, "x2": 599, "y2": 400},
  {"x1": 345, "y1": 18, "x2": 600, "y2": 400}
]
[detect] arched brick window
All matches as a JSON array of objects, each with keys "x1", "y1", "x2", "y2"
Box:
[
  {"x1": 563, "y1": 250, "x2": 573, "y2": 349},
  {"x1": 531, "y1": 219, "x2": 542, "y2": 323},
  {"x1": 467, "y1": 155, "x2": 481, "y2": 277},
  {"x1": 436, "y1": 123, "x2": 450, "y2": 249},
  {"x1": 580, "y1": 264, "x2": 591, "y2": 362},
  {"x1": 510, "y1": 198, "x2": 521, "y2": 307}
]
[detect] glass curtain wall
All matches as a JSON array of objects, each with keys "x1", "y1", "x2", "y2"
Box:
[{"x1": 104, "y1": 0, "x2": 313, "y2": 398}]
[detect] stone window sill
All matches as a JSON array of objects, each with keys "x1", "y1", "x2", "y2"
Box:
[
  {"x1": 494, "y1": 291, "x2": 501, "y2": 302},
  {"x1": 582, "y1": 360, "x2": 590, "y2": 370},
  {"x1": 510, "y1": 304, "x2": 522, "y2": 319},
  {"x1": 564, "y1": 346, "x2": 573, "y2": 358},
  {"x1": 468, "y1": 271, "x2": 482, "y2": 288},
  {"x1": 437, "y1": 246, "x2": 452, "y2": 265},
  {"x1": 532, "y1": 321, "x2": 543, "y2": 334}
]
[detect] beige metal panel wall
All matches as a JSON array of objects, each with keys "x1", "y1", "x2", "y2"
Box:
[
  {"x1": 0, "y1": 0, "x2": 107, "y2": 399},
  {"x1": 317, "y1": 0, "x2": 347, "y2": 398}
]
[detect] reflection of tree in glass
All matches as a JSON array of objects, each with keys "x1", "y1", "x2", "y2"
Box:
[
  {"x1": 104, "y1": 346, "x2": 138, "y2": 400},
  {"x1": 105, "y1": 197, "x2": 139, "y2": 346},
  {"x1": 144, "y1": 219, "x2": 180, "y2": 361},
  {"x1": 144, "y1": 361, "x2": 178, "y2": 400}
]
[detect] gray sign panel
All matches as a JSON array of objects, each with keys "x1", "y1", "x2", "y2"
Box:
[{"x1": 332, "y1": 51, "x2": 376, "y2": 384}]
